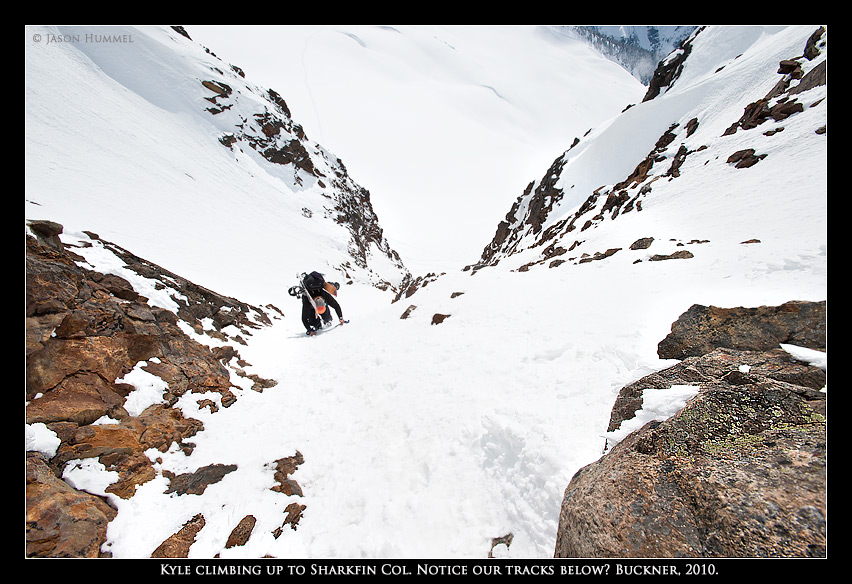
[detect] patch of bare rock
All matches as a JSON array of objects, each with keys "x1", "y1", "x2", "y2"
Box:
[
  {"x1": 25, "y1": 220, "x2": 305, "y2": 558},
  {"x1": 555, "y1": 300, "x2": 826, "y2": 558}
]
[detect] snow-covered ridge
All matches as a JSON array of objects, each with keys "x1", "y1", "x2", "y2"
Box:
[
  {"x1": 472, "y1": 25, "x2": 827, "y2": 276},
  {"x1": 25, "y1": 25, "x2": 408, "y2": 308}
]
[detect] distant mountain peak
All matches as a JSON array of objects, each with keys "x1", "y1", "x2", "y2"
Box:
[{"x1": 546, "y1": 26, "x2": 699, "y2": 85}]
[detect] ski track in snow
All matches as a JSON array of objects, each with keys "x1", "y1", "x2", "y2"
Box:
[
  {"x1": 101, "y1": 234, "x2": 825, "y2": 559},
  {"x1": 103, "y1": 274, "x2": 655, "y2": 559}
]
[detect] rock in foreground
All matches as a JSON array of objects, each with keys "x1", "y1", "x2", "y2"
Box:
[
  {"x1": 25, "y1": 221, "x2": 279, "y2": 557},
  {"x1": 555, "y1": 302, "x2": 826, "y2": 558}
]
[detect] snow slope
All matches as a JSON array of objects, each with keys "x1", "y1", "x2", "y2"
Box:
[
  {"x1": 25, "y1": 25, "x2": 826, "y2": 559},
  {"x1": 481, "y1": 25, "x2": 827, "y2": 279},
  {"x1": 25, "y1": 25, "x2": 406, "y2": 309},
  {"x1": 186, "y1": 25, "x2": 648, "y2": 274}
]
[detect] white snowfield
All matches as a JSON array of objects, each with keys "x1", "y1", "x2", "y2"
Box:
[{"x1": 25, "y1": 25, "x2": 826, "y2": 559}]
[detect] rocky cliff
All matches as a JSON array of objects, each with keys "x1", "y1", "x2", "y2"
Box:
[
  {"x1": 25, "y1": 220, "x2": 294, "y2": 557},
  {"x1": 554, "y1": 300, "x2": 826, "y2": 557}
]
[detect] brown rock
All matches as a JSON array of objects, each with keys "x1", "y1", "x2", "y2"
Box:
[
  {"x1": 803, "y1": 27, "x2": 825, "y2": 61},
  {"x1": 164, "y1": 464, "x2": 238, "y2": 496},
  {"x1": 201, "y1": 80, "x2": 232, "y2": 97},
  {"x1": 26, "y1": 247, "x2": 83, "y2": 316},
  {"x1": 557, "y1": 297, "x2": 828, "y2": 559},
  {"x1": 27, "y1": 219, "x2": 65, "y2": 248},
  {"x1": 431, "y1": 313, "x2": 451, "y2": 325},
  {"x1": 25, "y1": 222, "x2": 277, "y2": 557},
  {"x1": 789, "y1": 60, "x2": 826, "y2": 95},
  {"x1": 556, "y1": 410, "x2": 825, "y2": 557},
  {"x1": 53, "y1": 424, "x2": 144, "y2": 466},
  {"x1": 489, "y1": 533, "x2": 514, "y2": 558},
  {"x1": 648, "y1": 250, "x2": 694, "y2": 261},
  {"x1": 270, "y1": 452, "x2": 305, "y2": 497},
  {"x1": 26, "y1": 452, "x2": 117, "y2": 557},
  {"x1": 778, "y1": 59, "x2": 803, "y2": 76},
  {"x1": 26, "y1": 372, "x2": 126, "y2": 426},
  {"x1": 629, "y1": 237, "x2": 654, "y2": 250},
  {"x1": 263, "y1": 139, "x2": 315, "y2": 175},
  {"x1": 26, "y1": 313, "x2": 68, "y2": 356},
  {"x1": 578, "y1": 248, "x2": 621, "y2": 264},
  {"x1": 556, "y1": 347, "x2": 826, "y2": 558},
  {"x1": 137, "y1": 404, "x2": 203, "y2": 453},
  {"x1": 225, "y1": 515, "x2": 257, "y2": 548},
  {"x1": 151, "y1": 514, "x2": 206, "y2": 558},
  {"x1": 657, "y1": 300, "x2": 826, "y2": 360},
  {"x1": 104, "y1": 452, "x2": 158, "y2": 499},
  {"x1": 685, "y1": 117, "x2": 699, "y2": 137},
  {"x1": 727, "y1": 148, "x2": 767, "y2": 168},
  {"x1": 91, "y1": 272, "x2": 140, "y2": 300},
  {"x1": 140, "y1": 337, "x2": 233, "y2": 400},
  {"x1": 274, "y1": 503, "x2": 307, "y2": 537},
  {"x1": 284, "y1": 503, "x2": 306, "y2": 530},
  {"x1": 27, "y1": 334, "x2": 159, "y2": 399},
  {"x1": 642, "y1": 29, "x2": 702, "y2": 102},
  {"x1": 769, "y1": 99, "x2": 804, "y2": 121},
  {"x1": 608, "y1": 347, "x2": 826, "y2": 434},
  {"x1": 474, "y1": 156, "x2": 567, "y2": 269}
]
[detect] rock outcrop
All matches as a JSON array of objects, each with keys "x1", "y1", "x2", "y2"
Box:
[
  {"x1": 26, "y1": 451, "x2": 118, "y2": 558},
  {"x1": 150, "y1": 514, "x2": 206, "y2": 558},
  {"x1": 25, "y1": 221, "x2": 280, "y2": 557},
  {"x1": 657, "y1": 301, "x2": 826, "y2": 360},
  {"x1": 392, "y1": 271, "x2": 445, "y2": 303},
  {"x1": 555, "y1": 300, "x2": 826, "y2": 558},
  {"x1": 641, "y1": 27, "x2": 705, "y2": 102},
  {"x1": 722, "y1": 26, "x2": 826, "y2": 138}
]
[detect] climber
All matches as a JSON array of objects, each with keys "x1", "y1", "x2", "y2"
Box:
[{"x1": 299, "y1": 271, "x2": 345, "y2": 336}]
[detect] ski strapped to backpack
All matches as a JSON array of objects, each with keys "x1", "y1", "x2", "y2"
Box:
[{"x1": 299, "y1": 272, "x2": 321, "y2": 317}]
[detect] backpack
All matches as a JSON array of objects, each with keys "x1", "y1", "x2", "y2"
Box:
[{"x1": 303, "y1": 271, "x2": 325, "y2": 293}]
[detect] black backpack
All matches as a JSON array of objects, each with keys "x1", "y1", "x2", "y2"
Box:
[{"x1": 303, "y1": 271, "x2": 325, "y2": 293}]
